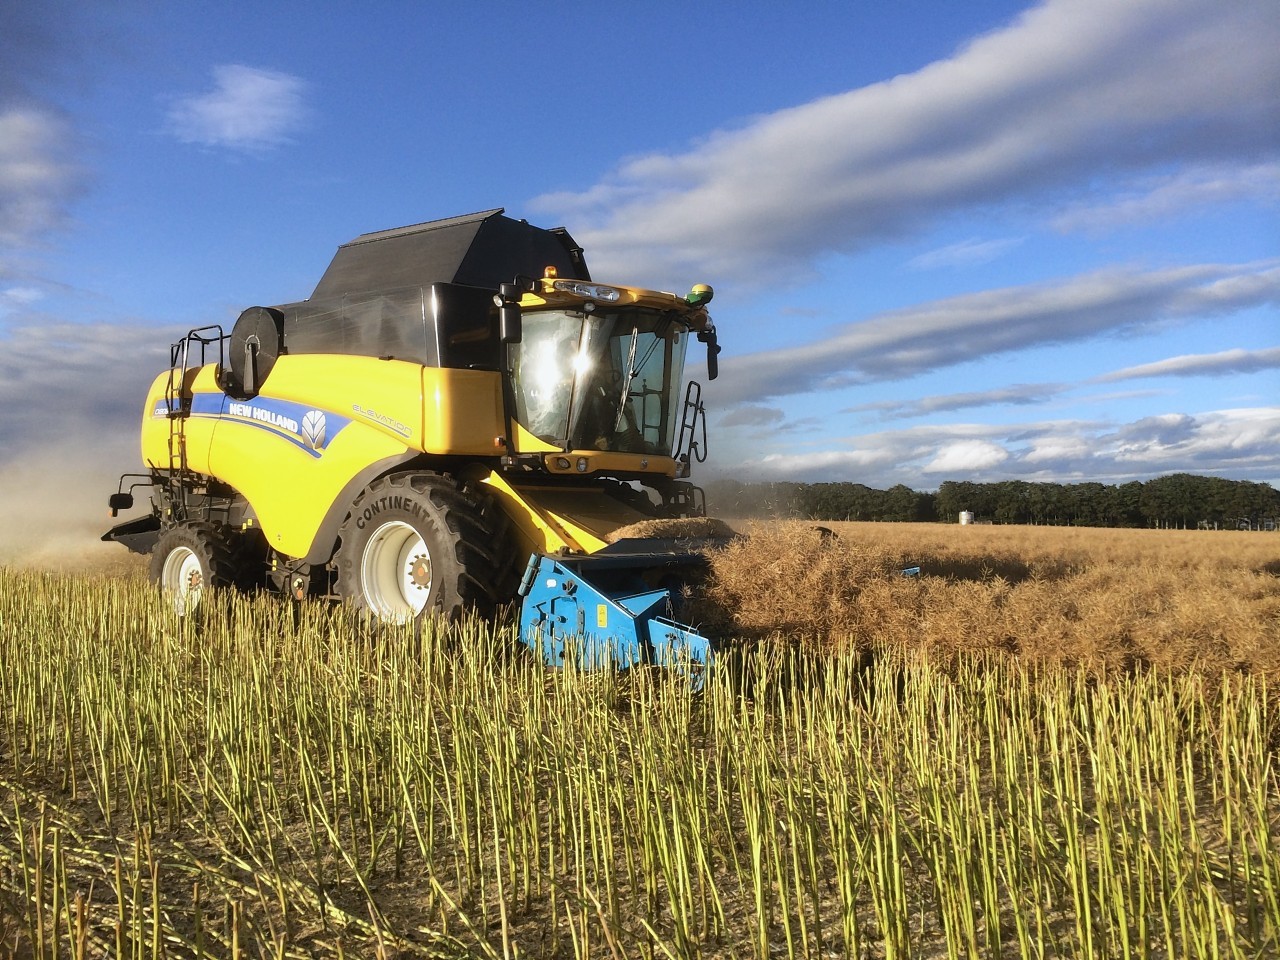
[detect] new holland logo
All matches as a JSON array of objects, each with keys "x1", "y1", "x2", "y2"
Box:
[{"x1": 301, "y1": 409, "x2": 327, "y2": 450}]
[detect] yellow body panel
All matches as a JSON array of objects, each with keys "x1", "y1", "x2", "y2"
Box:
[
  {"x1": 511, "y1": 422, "x2": 560, "y2": 453},
  {"x1": 269, "y1": 355, "x2": 426, "y2": 447},
  {"x1": 422, "y1": 368, "x2": 505, "y2": 454},
  {"x1": 143, "y1": 356, "x2": 434, "y2": 558},
  {"x1": 140, "y1": 366, "x2": 221, "y2": 473},
  {"x1": 212, "y1": 434, "x2": 408, "y2": 557},
  {"x1": 477, "y1": 472, "x2": 649, "y2": 557}
]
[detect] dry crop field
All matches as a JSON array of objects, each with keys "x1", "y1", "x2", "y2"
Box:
[
  {"x1": 697, "y1": 521, "x2": 1280, "y2": 677},
  {"x1": 1, "y1": 521, "x2": 1278, "y2": 958}
]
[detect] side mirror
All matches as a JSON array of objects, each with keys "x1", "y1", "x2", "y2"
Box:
[
  {"x1": 108, "y1": 492, "x2": 134, "y2": 516},
  {"x1": 500, "y1": 302, "x2": 522, "y2": 344},
  {"x1": 698, "y1": 325, "x2": 721, "y2": 381},
  {"x1": 497, "y1": 282, "x2": 524, "y2": 344}
]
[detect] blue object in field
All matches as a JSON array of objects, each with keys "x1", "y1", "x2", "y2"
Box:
[{"x1": 518, "y1": 554, "x2": 713, "y2": 688}]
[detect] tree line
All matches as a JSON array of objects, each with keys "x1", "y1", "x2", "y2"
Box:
[{"x1": 704, "y1": 474, "x2": 1280, "y2": 528}]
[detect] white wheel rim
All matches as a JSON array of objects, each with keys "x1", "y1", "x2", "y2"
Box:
[
  {"x1": 161, "y1": 545, "x2": 204, "y2": 614},
  {"x1": 361, "y1": 520, "x2": 431, "y2": 622}
]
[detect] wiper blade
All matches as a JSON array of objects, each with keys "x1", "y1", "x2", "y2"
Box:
[{"x1": 614, "y1": 325, "x2": 639, "y2": 433}]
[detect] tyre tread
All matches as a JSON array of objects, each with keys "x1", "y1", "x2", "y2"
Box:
[{"x1": 334, "y1": 470, "x2": 514, "y2": 622}]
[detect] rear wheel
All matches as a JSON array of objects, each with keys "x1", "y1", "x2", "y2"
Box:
[
  {"x1": 149, "y1": 523, "x2": 239, "y2": 614},
  {"x1": 334, "y1": 472, "x2": 506, "y2": 624}
]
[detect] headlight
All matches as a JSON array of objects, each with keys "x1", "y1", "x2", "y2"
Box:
[{"x1": 552, "y1": 280, "x2": 621, "y2": 303}]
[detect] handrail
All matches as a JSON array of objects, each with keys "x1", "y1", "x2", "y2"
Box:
[{"x1": 675, "y1": 380, "x2": 708, "y2": 465}]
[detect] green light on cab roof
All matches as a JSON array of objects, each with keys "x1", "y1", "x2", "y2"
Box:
[{"x1": 686, "y1": 284, "x2": 714, "y2": 307}]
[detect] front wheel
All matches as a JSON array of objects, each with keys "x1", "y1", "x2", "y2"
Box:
[
  {"x1": 149, "y1": 523, "x2": 239, "y2": 614},
  {"x1": 333, "y1": 473, "x2": 506, "y2": 624}
]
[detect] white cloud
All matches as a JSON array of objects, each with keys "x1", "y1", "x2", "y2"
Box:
[
  {"x1": 907, "y1": 236, "x2": 1024, "y2": 270},
  {"x1": 923, "y1": 439, "x2": 1010, "y2": 474},
  {"x1": 713, "y1": 260, "x2": 1280, "y2": 405},
  {"x1": 1110, "y1": 409, "x2": 1280, "y2": 468},
  {"x1": 3, "y1": 286, "x2": 44, "y2": 305},
  {"x1": 535, "y1": 0, "x2": 1280, "y2": 287},
  {"x1": 719, "y1": 404, "x2": 786, "y2": 428},
  {"x1": 753, "y1": 447, "x2": 901, "y2": 477},
  {"x1": 721, "y1": 408, "x2": 1280, "y2": 487},
  {"x1": 737, "y1": 422, "x2": 1018, "y2": 482},
  {"x1": 1022, "y1": 435, "x2": 1093, "y2": 464},
  {"x1": 1097, "y1": 346, "x2": 1280, "y2": 382},
  {"x1": 167, "y1": 65, "x2": 309, "y2": 152},
  {"x1": 851, "y1": 383, "x2": 1067, "y2": 419},
  {"x1": 0, "y1": 107, "x2": 83, "y2": 249},
  {"x1": 1052, "y1": 163, "x2": 1280, "y2": 232}
]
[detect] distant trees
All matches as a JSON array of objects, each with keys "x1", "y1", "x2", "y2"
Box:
[
  {"x1": 705, "y1": 474, "x2": 1280, "y2": 528},
  {"x1": 1139, "y1": 474, "x2": 1280, "y2": 528},
  {"x1": 706, "y1": 480, "x2": 936, "y2": 523}
]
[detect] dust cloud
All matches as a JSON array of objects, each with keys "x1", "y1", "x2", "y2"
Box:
[{"x1": 0, "y1": 436, "x2": 146, "y2": 573}]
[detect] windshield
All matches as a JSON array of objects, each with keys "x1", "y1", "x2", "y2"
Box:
[{"x1": 510, "y1": 308, "x2": 689, "y2": 455}]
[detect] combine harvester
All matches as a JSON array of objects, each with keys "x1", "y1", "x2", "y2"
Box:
[{"x1": 104, "y1": 209, "x2": 726, "y2": 679}]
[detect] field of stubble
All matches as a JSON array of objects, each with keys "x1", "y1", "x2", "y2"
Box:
[{"x1": 2, "y1": 521, "x2": 1278, "y2": 958}]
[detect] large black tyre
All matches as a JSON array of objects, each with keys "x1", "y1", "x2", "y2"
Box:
[
  {"x1": 149, "y1": 523, "x2": 240, "y2": 614},
  {"x1": 334, "y1": 472, "x2": 508, "y2": 624}
]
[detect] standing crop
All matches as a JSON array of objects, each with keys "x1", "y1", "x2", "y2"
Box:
[{"x1": 1, "y1": 564, "x2": 1278, "y2": 957}]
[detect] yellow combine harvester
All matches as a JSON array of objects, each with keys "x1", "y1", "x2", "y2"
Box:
[{"x1": 105, "y1": 209, "x2": 724, "y2": 676}]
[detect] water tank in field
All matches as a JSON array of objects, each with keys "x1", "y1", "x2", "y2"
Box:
[{"x1": 959, "y1": 511, "x2": 975, "y2": 525}]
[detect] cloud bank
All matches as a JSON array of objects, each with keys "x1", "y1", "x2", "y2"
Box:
[
  {"x1": 1050, "y1": 162, "x2": 1280, "y2": 233},
  {"x1": 0, "y1": 3, "x2": 88, "y2": 286},
  {"x1": 1096, "y1": 347, "x2": 1280, "y2": 383},
  {"x1": 0, "y1": 320, "x2": 175, "y2": 452},
  {"x1": 850, "y1": 383, "x2": 1068, "y2": 420},
  {"x1": 0, "y1": 108, "x2": 83, "y2": 252},
  {"x1": 714, "y1": 260, "x2": 1280, "y2": 405},
  {"x1": 535, "y1": 0, "x2": 1280, "y2": 287},
  {"x1": 740, "y1": 408, "x2": 1280, "y2": 487}
]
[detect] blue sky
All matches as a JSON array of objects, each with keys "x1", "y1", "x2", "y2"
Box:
[{"x1": 1, "y1": 0, "x2": 1277, "y2": 555}]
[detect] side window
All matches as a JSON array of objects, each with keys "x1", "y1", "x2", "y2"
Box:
[
  {"x1": 511, "y1": 311, "x2": 581, "y2": 446},
  {"x1": 433, "y1": 283, "x2": 501, "y2": 370}
]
